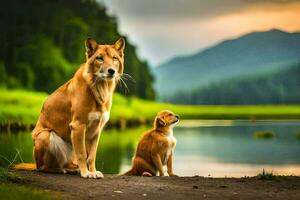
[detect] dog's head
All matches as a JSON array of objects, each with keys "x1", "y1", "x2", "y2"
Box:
[
  {"x1": 154, "y1": 110, "x2": 179, "y2": 129},
  {"x1": 84, "y1": 37, "x2": 125, "y2": 82}
]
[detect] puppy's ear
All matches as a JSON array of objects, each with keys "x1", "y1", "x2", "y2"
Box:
[
  {"x1": 114, "y1": 37, "x2": 125, "y2": 57},
  {"x1": 156, "y1": 117, "x2": 166, "y2": 127},
  {"x1": 85, "y1": 38, "x2": 98, "y2": 58}
]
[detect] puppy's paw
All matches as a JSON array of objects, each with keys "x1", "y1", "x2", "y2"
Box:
[
  {"x1": 142, "y1": 172, "x2": 153, "y2": 177},
  {"x1": 168, "y1": 173, "x2": 178, "y2": 177}
]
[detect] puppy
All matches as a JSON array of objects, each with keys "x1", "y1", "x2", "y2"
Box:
[{"x1": 124, "y1": 110, "x2": 179, "y2": 176}]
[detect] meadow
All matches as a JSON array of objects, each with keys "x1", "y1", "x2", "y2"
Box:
[
  {"x1": 0, "y1": 89, "x2": 300, "y2": 128},
  {"x1": 1, "y1": 89, "x2": 300, "y2": 199}
]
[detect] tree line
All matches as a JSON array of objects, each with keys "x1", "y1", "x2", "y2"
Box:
[
  {"x1": 0, "y1": 0, "x2": 155, "y2": 99},
  {"x1": 168, "y1": 62, "x2": 300, "y2": 105}
]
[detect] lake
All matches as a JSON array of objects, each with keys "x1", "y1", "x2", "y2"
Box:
[{"x1": 1, "y1": 120, "x2": 300, "y2": 177}]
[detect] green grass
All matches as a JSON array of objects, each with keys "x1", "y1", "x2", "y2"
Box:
[
  {"x1": 0, "y1": 168, "x2": 20, "y2": 182},
  {"x1": 0, "y1": 167, "x2": 55, "y2": 200},
  {"x1": 1, "y1": 89, "x2": 300, "y2": 125},
  {"x1": 0, "y1": 90, "x2": 47, "y2": 124},
  {"x1": 0, "y1": 150, "x2": 56, "y2": 200},
  {"x1": 0, "y1": 182, "x2": 55, "y2": 200}
]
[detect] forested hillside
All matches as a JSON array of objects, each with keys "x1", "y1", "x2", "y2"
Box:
[
  {"x1": 168, "y1": 62, "x2": 300, "y2": 105},
  {"x1": 154, "y1": 29, "x2": 300, "y2": 100},
  {"x1": 0, "y1": 0, "x2": 155, "y2": 99}
]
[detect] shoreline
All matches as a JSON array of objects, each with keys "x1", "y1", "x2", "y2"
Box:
[
  {"x1": 1, "y1": 89, "x2": 300, "y2": 133},
  {"x1": 1, "y1": 118, "x2": 300, "y2": 133},
  {"x1": 0, "y1": 119, "x2": 153, "y2": 133},
  {"x1": 11, "y1": 170, "x2": 300, "y2": 200}
]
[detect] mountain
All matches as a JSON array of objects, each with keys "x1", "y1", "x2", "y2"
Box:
[
  {"x1": 168, "y1": 62, "x2": 300, "y2": 105},
  {"x1": 153, "y1": 29, "x2": 300, "y2": 100}
]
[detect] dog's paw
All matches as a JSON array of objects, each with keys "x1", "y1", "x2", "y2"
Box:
[
  {"x1": 94, "y1": 171, "x2": 104, "y2": 178},
  {"x1": 80, "y1": 171, "x2": 90, "y2": 178},
  {"x1": 81, "y1": 171, "x2": 104, "y2": 179},
  {"x1": 81, "y1": 171, "x2": 95, "y2": 179}
]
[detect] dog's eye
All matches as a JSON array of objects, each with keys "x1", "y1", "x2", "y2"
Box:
[
  {"x1": 113, "y1": 56, "x2": 118, "y2": 60},
  {"x1": 96, "y1": 56, "x2": 103, "y2": 61},
  {"x1": 168, "y1": 113, "x2": 172, "y2": 116}
]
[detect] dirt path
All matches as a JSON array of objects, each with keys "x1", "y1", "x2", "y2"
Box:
[{"x1": 14, "y1": 171, "x2": 300, "y2": 200}]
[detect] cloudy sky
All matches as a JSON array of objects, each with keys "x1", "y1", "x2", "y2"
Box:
[{"x1": 100, "y1": 0, "x2": 300, "y2": 66}]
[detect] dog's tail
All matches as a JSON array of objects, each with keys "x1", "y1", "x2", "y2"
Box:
[
  {"x1": 12, "y1": 131, "x2": 72, "y2": 171},
  {"x1": 11, "y1": 163, "x2": 36, "y2": 171},
  {"x1": 48, "y1": 131, "x2": 72, "y2": 168},
  {"x1": 122, "y1": 157, "x2": 156, "y2": 176}
]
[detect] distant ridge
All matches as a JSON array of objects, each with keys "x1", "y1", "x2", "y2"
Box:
[{"x1": 153, "y1": 29, "x2": 300, "y2": 100}]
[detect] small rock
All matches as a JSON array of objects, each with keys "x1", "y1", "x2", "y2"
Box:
[
  {"x1": 114, "y1": 190, "x2": 123, "y2": 194},
  {"x1": 219, "y1": 185, "x2": 228, "y2": 188},
  {"x1": 143, "y1": 194, "x2": 147, "y2": 196}
]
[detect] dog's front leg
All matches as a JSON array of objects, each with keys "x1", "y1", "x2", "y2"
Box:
[
  {"x1": 86, "y1": 133, "x2": 103, "y2": 178},
  {"x1": 86, "y1": 111, "x2": 109, "y2": 178},
  {"x1": 152, "y1": 154, "x2": 164, "y2": 176},
  {"x1": 167, "y1": 151, "x2": 177, "y2": 176},
  {"x1": 70, "y1": 121, "x2": 91, "y2": 178}
]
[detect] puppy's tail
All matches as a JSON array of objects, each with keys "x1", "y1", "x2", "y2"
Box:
[
  {"x1": 122, "y1": 168, "x2": 136, "y2": 176},
  {"x1": 48, "y1": 131, "x2": 72, "y2": 168}
]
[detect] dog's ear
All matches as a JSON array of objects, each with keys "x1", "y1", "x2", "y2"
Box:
[
  {"x1": 114, "y1": 37, "x2": 125, "y2": 57},
  {"x1": 156, "y1": 116, "x2": 166, "y2": 127},
  {"x1": 85, "y1": 38, "x2": 98, "y2": 58}
]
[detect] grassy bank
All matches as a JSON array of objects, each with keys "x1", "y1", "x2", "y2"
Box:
[
  {"x1": 0, "y1": 167, "x2": 55, "y2": 200},
  {"x1": 0, "y1": 183, "x2": 54, "y2": 200},
  {"x1": 0, "y1": 89, "x2": 300, "y2": 128}
]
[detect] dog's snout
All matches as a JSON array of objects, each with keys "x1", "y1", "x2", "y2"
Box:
[{"x1": 108, "y1": 68, "x2": 115, "y2": 75}]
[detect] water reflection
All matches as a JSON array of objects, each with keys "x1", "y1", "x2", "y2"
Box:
[
  {"x1": 174, "y1": 120, "x2": 300, "y2": 177},
  {"x1": 1, "y1": 121, "x2": 300, "y2": 177}
]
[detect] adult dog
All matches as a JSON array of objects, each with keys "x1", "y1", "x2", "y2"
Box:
[{"x1": 32, "y1": 38, "x2": 125, "y2": 178}]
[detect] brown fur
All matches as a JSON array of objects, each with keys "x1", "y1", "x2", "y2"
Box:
[
  {"x1": 30, "y1": 38, "x2": 125, "y2": 178},
  {"x1": 124, "y1": 110, "x2": 179, "y2": 176}
]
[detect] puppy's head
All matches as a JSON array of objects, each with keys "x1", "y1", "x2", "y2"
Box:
[
  {"x1": 154, "y1": 110, "x2": 179, "y2": 129},
  {"x1": 84, "y1": 37, "x2": 125, "y2": 82}
]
